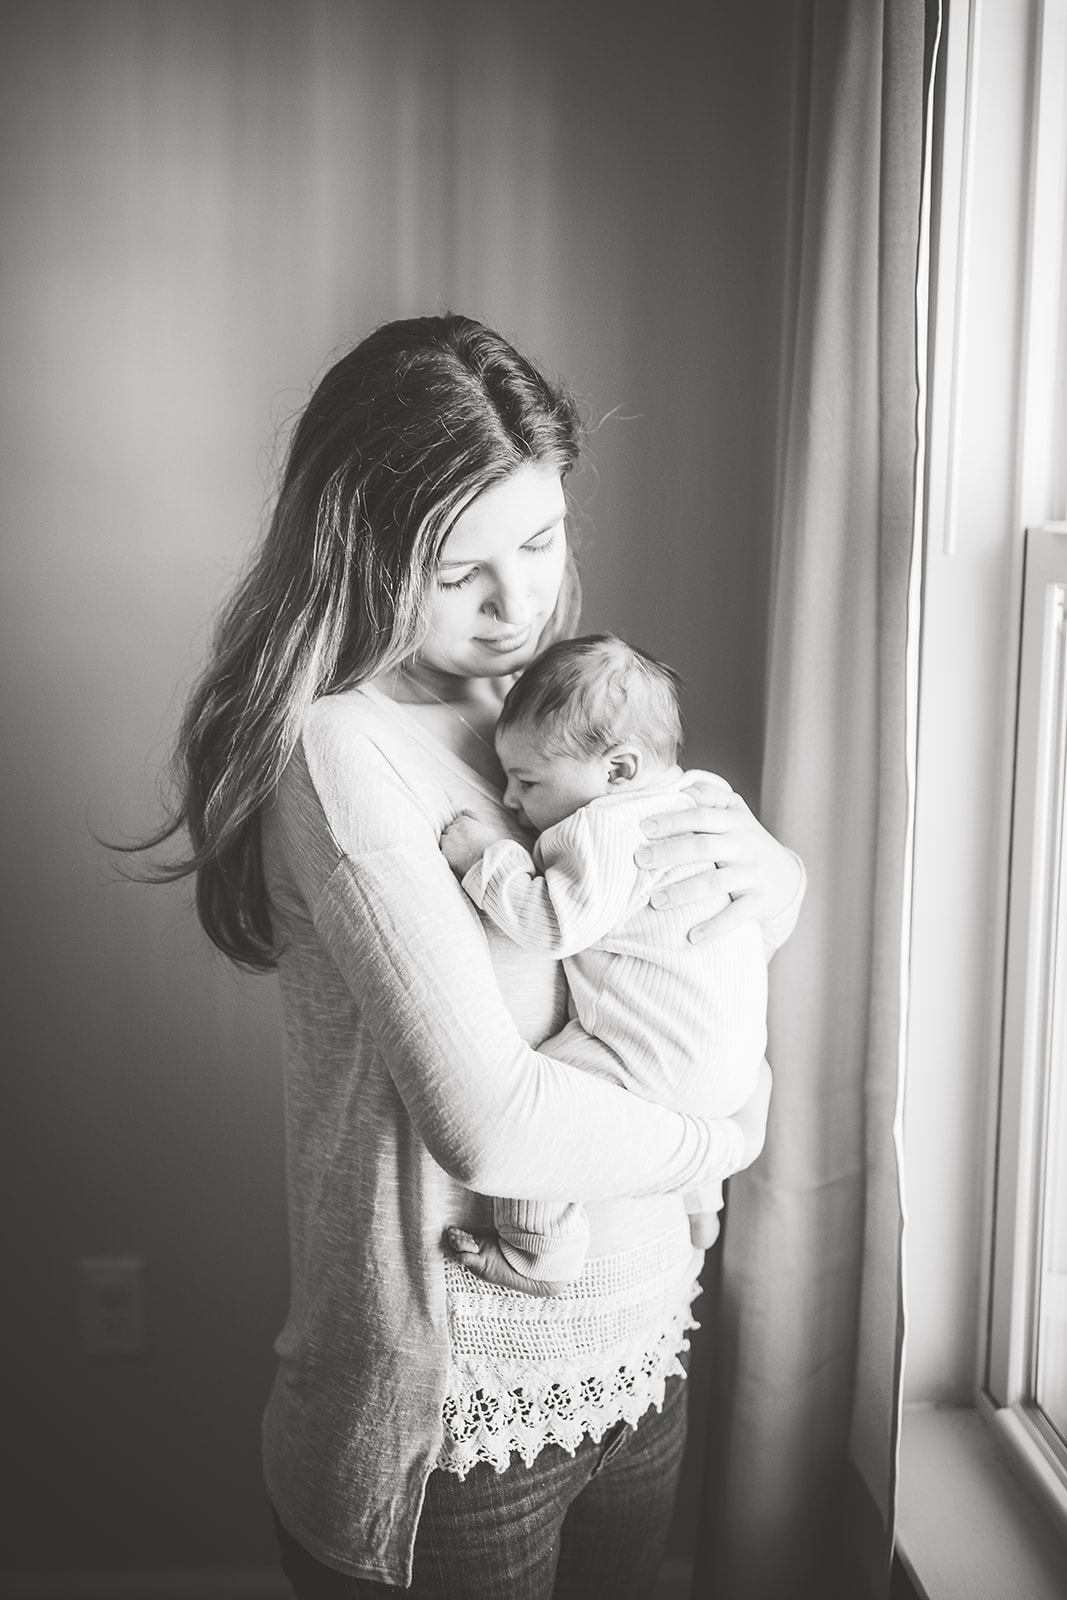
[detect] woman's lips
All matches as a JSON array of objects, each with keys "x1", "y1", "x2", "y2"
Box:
[{"x1": 476, "y1": 626, "x2": 534, "y2": 654}]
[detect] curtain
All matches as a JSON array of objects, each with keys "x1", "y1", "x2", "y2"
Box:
[{"x1": 696, "y1": 4, "x2": 939, "y2": 1597}]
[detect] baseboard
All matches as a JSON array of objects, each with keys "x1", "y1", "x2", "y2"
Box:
[{"x1": 0, "y1": 1572, "x2": 291, "y2": 1600}]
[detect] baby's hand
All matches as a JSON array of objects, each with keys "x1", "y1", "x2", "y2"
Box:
[
  {"x1": 440, "y1": 810, "x2": 505, "y2": 876},
  {"x1": 445, "y1": 1227, "x2": 570, "y2": 1298}
]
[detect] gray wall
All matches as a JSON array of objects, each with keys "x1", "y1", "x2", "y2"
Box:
[{"x1": 0, "y1": 0, "x2": 795, "y2": 1576}]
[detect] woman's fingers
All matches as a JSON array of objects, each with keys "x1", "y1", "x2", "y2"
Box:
[
  {"x1": 649, "y1": 863, "x2": 749, "y2": 908},
  {"x1": 641, "y1": 799, "x2": 748, "y2": 843},
  {"x1": 647, "y1": 865, "x2": 765, "y2": 943},
  {"x1": 686, "y1": 896, "x2": 763, "y2": 944},
  {"x1": 730, "y1": 1059, "x2": 773, "y2": 1166},
  {"x1": 637, "y1": 832, "x2": 737, "y2": 874},
  {"x1": 680, "y1": 770, "x2": 735, "y2": 803},
  {"x1": 638, "y1": 783, "x2": 803, "y2": 929}
]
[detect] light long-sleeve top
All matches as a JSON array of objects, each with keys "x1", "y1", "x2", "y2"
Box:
[
  {"x1": 461, "y1": 769, "x2": 768, "y2": 1278},
  {"x1": 260, "y1": 683, "x2": 805, "y2": 1586}
]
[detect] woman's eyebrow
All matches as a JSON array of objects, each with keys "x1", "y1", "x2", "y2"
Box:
[{"x1": 438, "y1": 515, "x2": 564, "y2": 565}]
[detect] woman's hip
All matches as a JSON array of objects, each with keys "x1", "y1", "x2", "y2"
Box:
[{"x1": 273, "y1": 1370, "x2": 689, "y2": 1600}]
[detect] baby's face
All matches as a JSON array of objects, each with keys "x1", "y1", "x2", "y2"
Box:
[{"x1": 496, "y1": 724, "x2": 612, "y2": 832}]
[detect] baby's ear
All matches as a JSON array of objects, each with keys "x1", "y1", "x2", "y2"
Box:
[{"x1": 607, "y1": 745, "x2": 642, "y2": 786}]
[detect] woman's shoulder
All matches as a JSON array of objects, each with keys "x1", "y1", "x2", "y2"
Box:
[
  {"x1": 303, "y1": 682, "x2": 393, "y2": 742},
  {"x1": 286, "y1": 687, "x2": 448, "y2": 853},
  {"x1": 300, "y1": 687, "x2": 417, "y2": 782}
]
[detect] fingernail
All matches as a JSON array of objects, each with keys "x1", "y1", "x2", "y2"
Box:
[
  {"x1": 650, "y1": 889, "x2": 667, "y2": 909},
  {"x1": 635, "y1": 848, "x2": 653, "y2": 868},
  {"x1": 641, "y1": 819, "x2": 659, "y2": 837}
]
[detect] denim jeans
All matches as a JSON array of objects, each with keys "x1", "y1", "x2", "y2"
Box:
[{"x1": 273, "y1": 1370, "x2": 689, "y2": 1599}]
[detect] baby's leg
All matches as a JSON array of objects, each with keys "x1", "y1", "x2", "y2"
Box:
[
  {"x1": 547, "y1": 1020, "x2": 731, "y2": 1252},
  {"x1": 445, "y1": 1214, "x2": 580, "y2": 1297},
  {"x1": 444, "y1": 1028, "x2": 617, "y2": 1295},
  {"x1": 446, "y1": 1019, "x2": 727, "y2": 1296},
  {"x1": 494, "y1": 1196, "x2": 590, "y2": 1281},
  {"x1": 446, "y1": 1199, "x2": 588, "y2": 1294},
  {"x1": 545, "y1": 1016, "x2": 752, "y2": 1117}
]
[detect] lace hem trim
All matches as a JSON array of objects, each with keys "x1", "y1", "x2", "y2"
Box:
[{"x1": 437, "y1": 1276, "x2": 701, "y2": 1478}]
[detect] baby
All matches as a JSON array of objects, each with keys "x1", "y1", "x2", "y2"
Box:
[{"x1": 440, "y1": 633, "x2": 770, "y2": 1288}]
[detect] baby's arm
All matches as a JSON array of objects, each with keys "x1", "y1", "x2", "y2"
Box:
[{"x1": 461, "y1": 809, "x2": 644, "y2": 957}]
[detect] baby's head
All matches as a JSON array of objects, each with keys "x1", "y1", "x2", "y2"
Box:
[{"x1": 496, "y1": 634, "x2": 683, "y2": 831}]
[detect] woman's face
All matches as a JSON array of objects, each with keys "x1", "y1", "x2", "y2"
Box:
[{"x1": 417, "y1": 464, "x2": 569, "y2": 681}]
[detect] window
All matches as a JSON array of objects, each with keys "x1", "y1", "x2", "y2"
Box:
[
  {"x1": 987, "y1": 524, "x2": 1067, "y2": 1505},
  {"x1": 897, "y1": 3, "x2": 1067, "y2": 1587}
]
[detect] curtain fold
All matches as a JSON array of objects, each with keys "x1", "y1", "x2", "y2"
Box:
[{"x1": 696, "y1": 4, "x2": 939, "y2": 1596}]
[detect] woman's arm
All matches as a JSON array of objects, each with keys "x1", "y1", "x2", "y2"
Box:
[
  {"x1": 277, "y1": 718, "x2": 760, "y2": 1204},
  {"x1": 636, "y1": 777, "x2": 805, "y2": 948}
]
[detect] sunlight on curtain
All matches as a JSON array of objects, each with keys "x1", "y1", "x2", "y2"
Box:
[{"x1": 697, "y1": 4, "x2": 939, "y2": 1596}]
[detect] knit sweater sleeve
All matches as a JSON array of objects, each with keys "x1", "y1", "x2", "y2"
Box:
[
  {"x1": 460, "y1": 808, "x2": 645, "y2": 958},
  {"x1": 272, "y1": 711, "x2": 747, "y2": 1202}
]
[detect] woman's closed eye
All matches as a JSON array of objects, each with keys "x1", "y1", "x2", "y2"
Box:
[
  {"x1": 437, "y1": 566, "x2": 479, "y2": 591},
  {"x1": 524, "y1": 529, "x2": 560, "y2": 555},
  {"x1": 435, "y1": 525, "x2": 561, "y2": 591}
]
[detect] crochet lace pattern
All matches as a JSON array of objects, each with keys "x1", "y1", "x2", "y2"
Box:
[{"x1": 438, "y1": 1225, "x2": 702, "y2": 1477}]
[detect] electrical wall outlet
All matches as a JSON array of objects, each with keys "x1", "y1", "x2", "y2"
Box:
[{"x1": 78, "y1": 1256, "x2": 146, "y2": 1354}]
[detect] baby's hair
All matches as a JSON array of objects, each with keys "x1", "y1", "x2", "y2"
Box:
[{"x1": 498, "y1": 633, "x2": 684, "y2": 767}]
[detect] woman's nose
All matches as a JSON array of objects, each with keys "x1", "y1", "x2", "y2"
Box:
[{"x1": 483, "y1": 564, "x2": 531, "y2": 625}]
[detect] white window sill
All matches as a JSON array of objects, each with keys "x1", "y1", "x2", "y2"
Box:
[{"x1": 897, "y1": 1405, "x2": 1067, "y2": 1599}]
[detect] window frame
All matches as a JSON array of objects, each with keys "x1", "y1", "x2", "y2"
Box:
[
  {"x1": 976, "y1": 0, "x2": 1067, "y2": 1530},
  {"x1": 985, "y1": 524, "x2": 1067, "y2": 1538},
  {"x1": 898, "y1": 1, "x2": 1067, "y2": 1587}
]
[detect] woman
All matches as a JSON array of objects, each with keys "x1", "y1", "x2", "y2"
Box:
[{"x1": 147, "y1": 314, "x2": 803, "y2": 1598}]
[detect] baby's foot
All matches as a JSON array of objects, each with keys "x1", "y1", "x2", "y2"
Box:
[{"x1": 445, "y1": 1227, "x2": 570, "y2": 1298}]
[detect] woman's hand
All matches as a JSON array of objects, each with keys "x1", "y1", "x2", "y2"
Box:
[
  {"x1": 635, "y1": 778, "x2": 802, "y2": 943},
  {"x1": 688, "y1": 1210, "x2": 723, "y2": 1250},
  {"x1": 729, "y1": 1057, "x2": 773, "y2": 1170}
]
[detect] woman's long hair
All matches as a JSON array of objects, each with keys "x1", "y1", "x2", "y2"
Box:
[{"x1": 134, "y1": 314, "x2": 583, "y2": 970}]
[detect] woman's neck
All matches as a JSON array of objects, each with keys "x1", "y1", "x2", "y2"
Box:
[
  {"x1": 375, "y1": 662, "x2": 508, "y2": 785},
  {"x1": 384, "y1": 660, "x2": 510, "y2": 712}
]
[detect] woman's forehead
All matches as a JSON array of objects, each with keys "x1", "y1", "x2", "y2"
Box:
[{"x1": 439, "y1": 465, "x2": 565, "y2": 562}]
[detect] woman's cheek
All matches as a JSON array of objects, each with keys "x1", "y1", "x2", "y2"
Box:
[{"x1": 541, "y1": 548, "x2": 567, "y2": 608}]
